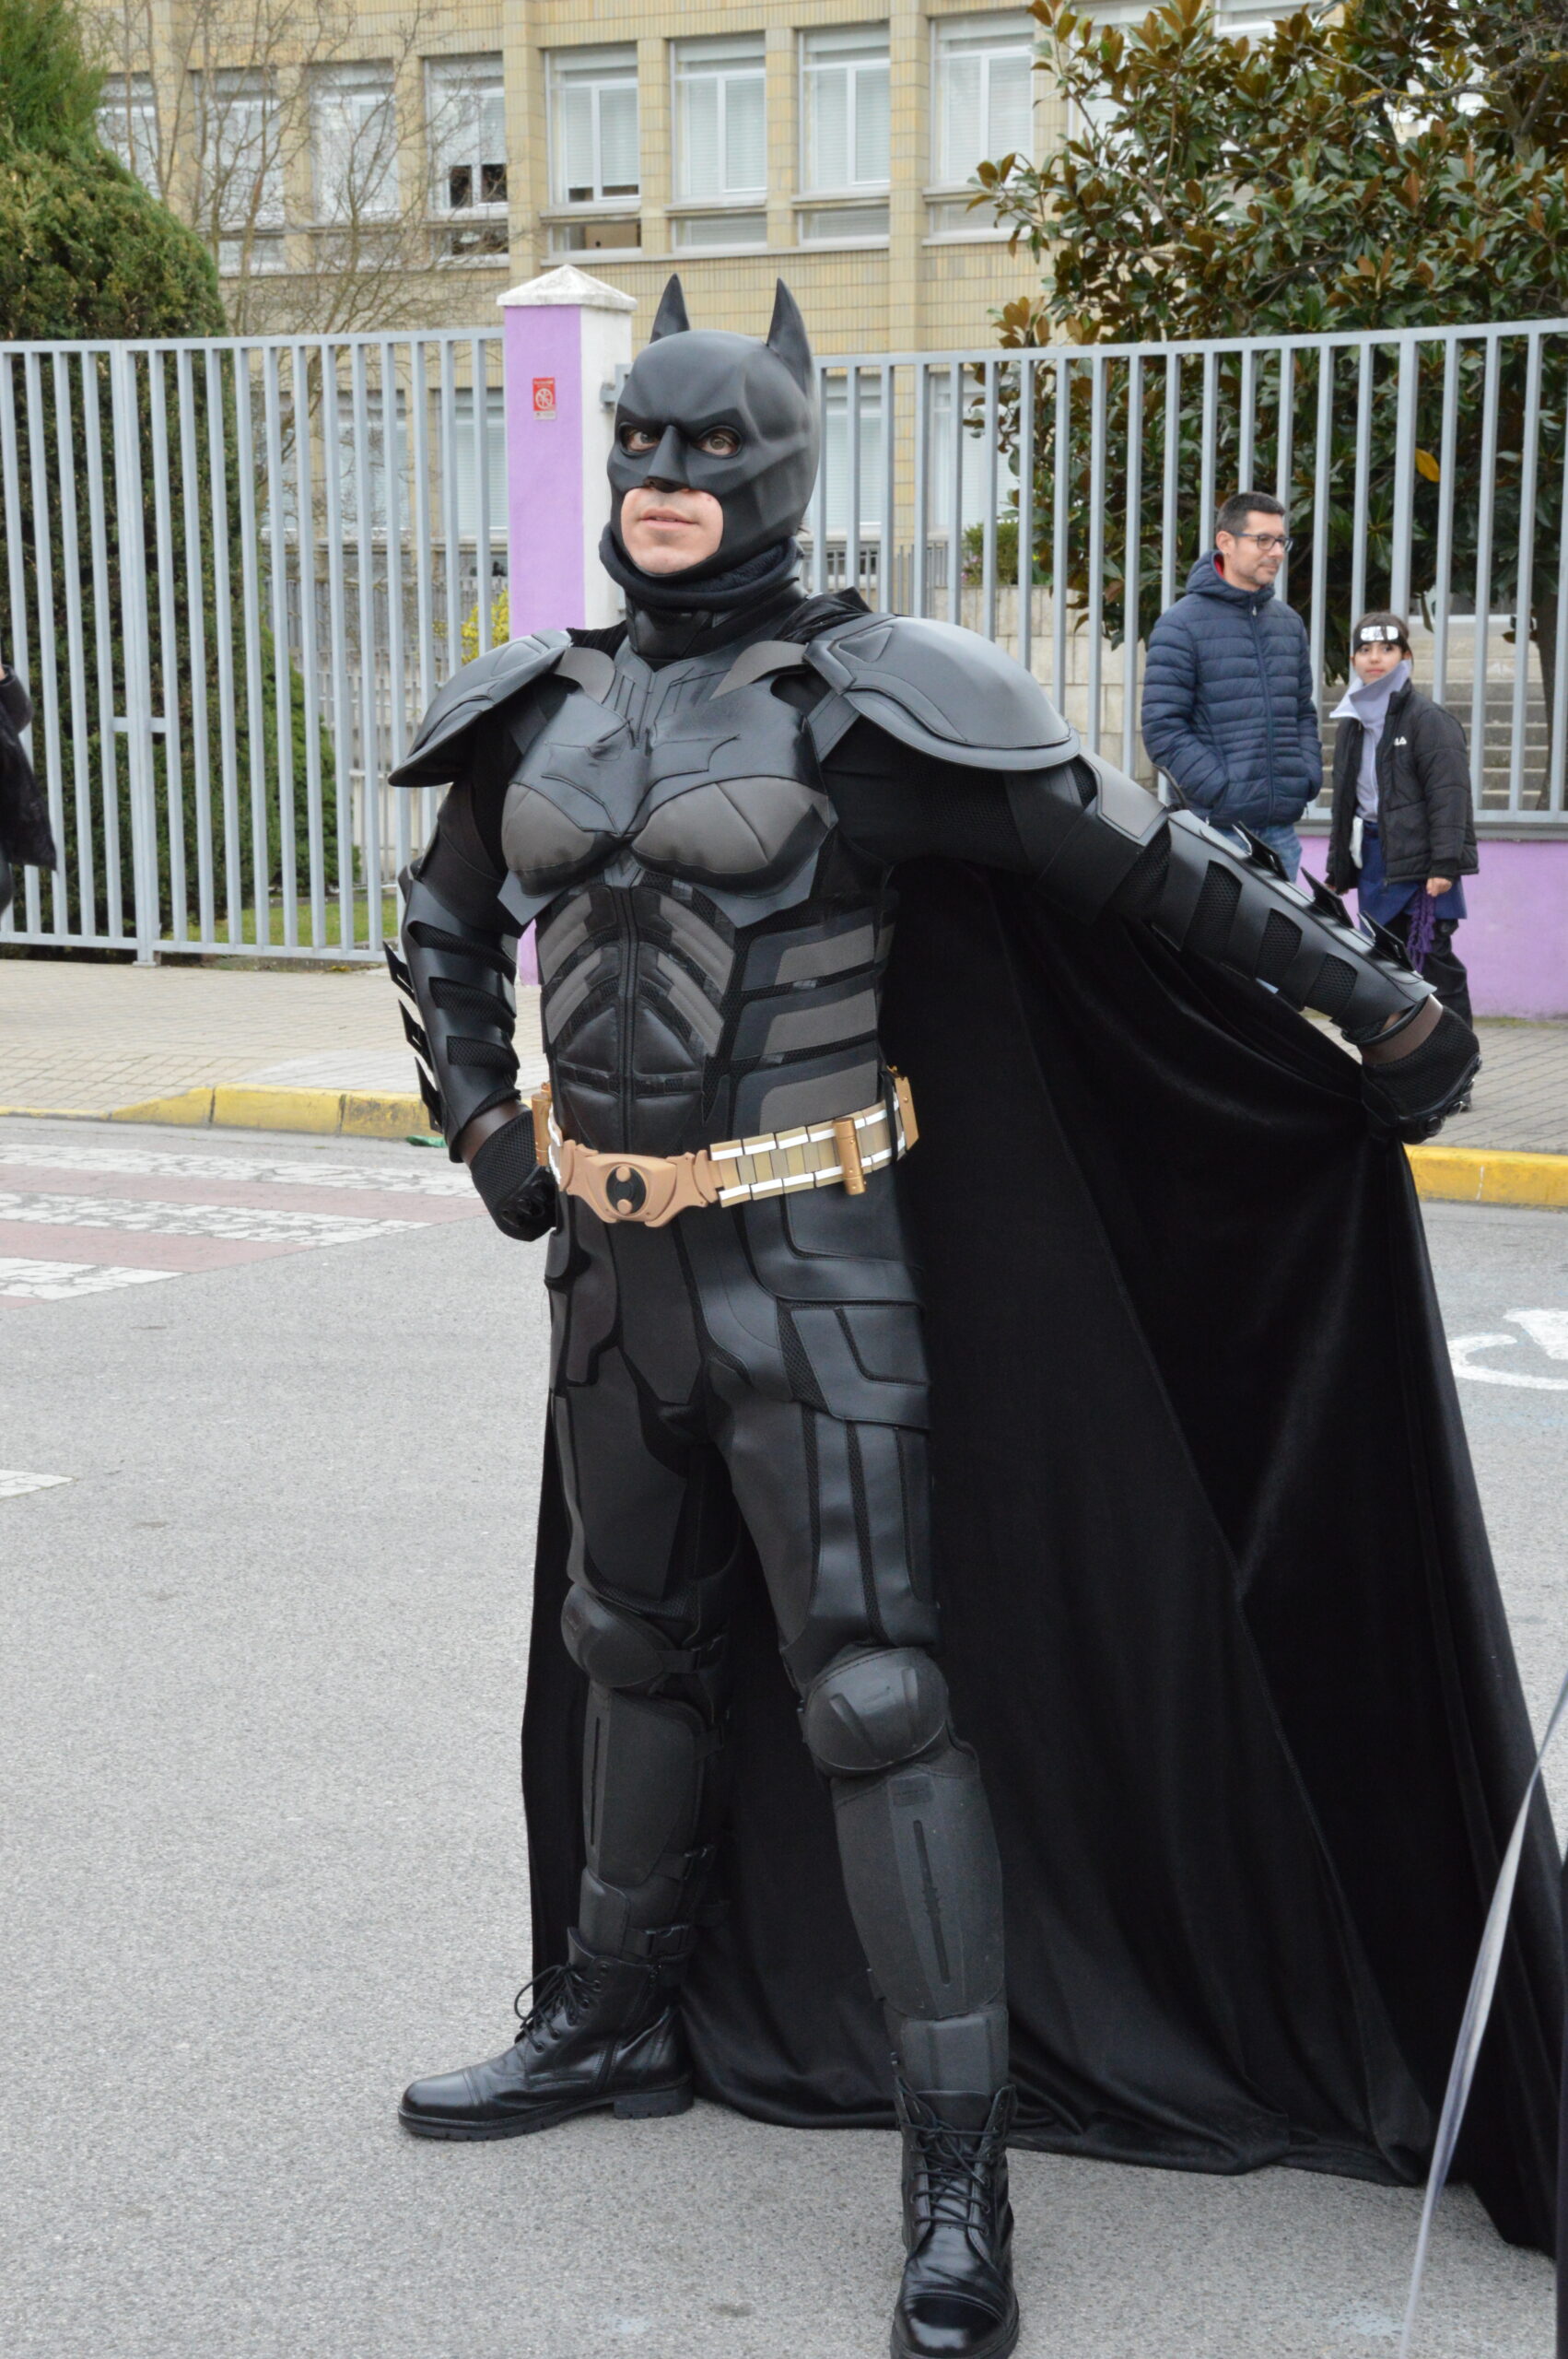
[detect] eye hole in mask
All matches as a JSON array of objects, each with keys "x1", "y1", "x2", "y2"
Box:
[{"x1": 620, "y1": 424, "x2": 743, "y2": 460}]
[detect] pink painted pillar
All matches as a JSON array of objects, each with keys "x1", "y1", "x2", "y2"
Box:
[
  {"x1": 497, "y1": 266, "x2": 637, "y2": 980},
  {"x1": 497, "y1": 264, "x2": 637, "y2": 638}
]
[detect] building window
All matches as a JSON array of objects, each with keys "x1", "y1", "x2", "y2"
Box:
[
  {"x1": 98, "y1": 73, "x2": 159, "y2": 192},
  {"x1": 799, "y1": 201, "x2": 888, "y2": 241},
  {"x1": 673, "y1": 34, "x2": 766, "y2": 203},
  {"x1": 197, "y1": 69, "x2": 285, "y2": 236},
  {"x1": 672, "y1": 210, "x2": 767, "y2": 250},
  {"x1": 311, "y1": 63, "x2": 399, "y2": 223},
  {"x1": 427, "y1": 54, "x2": 508, "y2": 215},
  {"x1": 549, "y1": 45, "x2": 639, "y2": 206},
  {"x1": 801, "y1": 25, "x2": 889, "y2": 194},
  {"x1": 931, "y1": 12, "x2": 1035, "y2": 188}
]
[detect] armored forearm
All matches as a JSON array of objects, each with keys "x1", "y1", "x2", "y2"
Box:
[
  {"x1": 387, "y1": 863, "x2": 521, "y2": 1158},
  {"x1": 1011, "y1": 752, "x2": 1433, "y2": 1046}
]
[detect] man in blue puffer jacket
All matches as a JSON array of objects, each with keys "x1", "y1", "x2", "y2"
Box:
[{"x1": 1141, "y1": 488, "x2": 1321, "y2": 880}]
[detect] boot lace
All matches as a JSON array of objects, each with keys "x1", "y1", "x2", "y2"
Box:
[
  {"x1": 907, "y1": 2118, "x2": 1000, "y2": 2237},
  {"x1": 510, "y1": 1959, "x2": 594, "y2": 2042}
]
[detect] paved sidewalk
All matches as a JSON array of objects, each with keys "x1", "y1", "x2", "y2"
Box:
[{"x1": 0, "y1": 956, "x2": 1562, "y2": 1194}]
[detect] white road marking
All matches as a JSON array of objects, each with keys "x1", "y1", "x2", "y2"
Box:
[
  {"x1": 0, "y1": 1258, "x2": 179, "y2": 1300},
  {"x1": 0, "y1": 1144, "x2": 469, "y2": 1195},
  {"x1": 1508, "y1": 1308, "x2": 1568, "y2": 1360},
  {"x1": 0, "y1": 1192, "x2": 417, "y2": 1245},
  {"x1": 0, "y1": 1468, "x2": 73, "y2": 1496},
  {"x1": 1448, "y1": 1321, "x2": 1568, "y2": 1391}
]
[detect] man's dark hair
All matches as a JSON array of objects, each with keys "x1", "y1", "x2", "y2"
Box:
[{"x1": 1216, "y1": 489, "x2": 1285, "y2": 539}]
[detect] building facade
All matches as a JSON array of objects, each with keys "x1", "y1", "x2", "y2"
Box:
[{"x1": 96, "y1": 0, "x2": 1061, "y2": 354}]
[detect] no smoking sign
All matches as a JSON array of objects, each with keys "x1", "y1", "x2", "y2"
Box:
[{"x1": 532, "y1": 376, "x2": 557, "y2": 419}]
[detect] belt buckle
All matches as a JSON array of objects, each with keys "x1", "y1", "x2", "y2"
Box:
[{"x1": 558, "y1": 1140, "x2": 718, "y2": 1228}]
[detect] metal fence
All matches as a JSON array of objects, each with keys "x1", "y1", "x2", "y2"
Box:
[{"x1": 2, "y1": 315, "x2": 1564, "y2": 966}]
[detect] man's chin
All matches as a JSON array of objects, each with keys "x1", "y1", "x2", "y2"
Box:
[{"x1": 626, "y1": 543, "x2": 709, "y2": 577}]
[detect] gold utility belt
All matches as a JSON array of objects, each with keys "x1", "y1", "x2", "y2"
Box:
[{"x1": 532, "y1": 1073, "x2": 918, "y2": 1230}]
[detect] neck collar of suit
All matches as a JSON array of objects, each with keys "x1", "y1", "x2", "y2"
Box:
[{"x1": 600, "y1": 533, "x2": 805, "y2": 663}]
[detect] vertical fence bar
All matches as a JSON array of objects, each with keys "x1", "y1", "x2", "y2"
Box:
[
  {"x1": 22, "y1": 351, "x2": 64, "y2": 936},
  {"x1": 54, "y1": 348, "x2": 96, "y2": 939},
  {"x1": 1273, "y1": 345, "x2": 1294, "y2": 607},
  {"x1": 947, "y1": 361, "x2": 963, "y2": 626},
  {"x1": 811, "y1": 362, "x2": 829, "y2": 596},
  {"x1": 473, "y1": 334, "x2": 493, "y2": 657},
  {"x1": 1507, "y1": 332, "x2": 1543, "y2": 812},
  {"x1": 911, "y1": 360, "x2": 929, "y2": 621},
  {"x1": 1309, "y1": 346, "x2": 1333, "y2": 726},
  {"x1": 110, "y1": 346, "x2": 159, "y2": 962},
  {"x1": 410, "y1": 339, "x2": 439, "y2": 850},
  {"x1": 205, "y1": 346, "x2": 242, "y2": 945},
  {"x1": 177, "y1": 349, "x2": 215, "y2": 945},
  {"x1": 1052, "y1": 355, "x2": 1070, "y2": 710},
  {"x1": 877, "y1": 364, "x2": 895, "y2": 614},
  {"x1": 1549, "y1": 375, "x2": 1568, "y2": 814},
  {"x1": 382, "y1": 340, "x2": 409, "y2": 878},
  {"x1": 1387, "y1": 337, "x2": 1419, "y2": 618},
  {"x1": 262, "y1": 346, "x2": 297, "y2": 948},
  {"x1": 147, "y1": 350, "x2": 186, "y2": 943},
  {"x1": 322, "y1": 347, "x2": 357, "y2": 945},
  {"x1": 1199, "y1": 348, "x2": 1218, "y2": 546},
  {"x1": 1161, "y1": 351, "x2": 1179, "y2": 619},
  {"x1": 1350, "y1": 340, "x2": 1374, "y2": 630},
  {"x1": 1086, "y1": 354, "x2": 1106, "y2": 753},
  {"x1": 1432, "y1": 337, "x2": 1459, "y2": 705},
  {"x1": 1237, "y1": 345, "x2": 1256, "y2": 491},
  {"x1": 1017, "y1": 355, "x2": 1036, "y2": 675},
  {"x1": 1123, "y1": 352, "x2": 1143, "y2": 772},
  {"x1": 1, "y1": 353, "x2": 33, "y2": 937},
  {"x1": 439, "y1": 336, "x2": 462, "y2": 677},
  {"x1": 847, "y1": 365, "x2": 862, "y2": 606},
  {"x1": 1469, "y1": 335, "x2": 1502, "y2": 811},
  {"x1": 352, "y1": 341, "x2": 381, "y2": 953},
  {"x1": 981, "y1": 361, "x2": 1000, "y2": 643},
  {"x1": 234, "y1": 346, "x2": 272, "y2": 948},
  {"x1": 292, "y1": 343, "x2": 326, "y2": 946},
  {"x1": 83, "y1": 355, "x2": 125, "y2": 940}
]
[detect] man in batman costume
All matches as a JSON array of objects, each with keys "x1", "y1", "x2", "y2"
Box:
[{"x1": 387, "y1": 278, "x2": 1561, "y2": 2356}]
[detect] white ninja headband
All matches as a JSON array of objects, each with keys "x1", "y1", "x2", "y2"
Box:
[{"x1": 1355, "y1": 623, "x2": 1408, "y2": 648}]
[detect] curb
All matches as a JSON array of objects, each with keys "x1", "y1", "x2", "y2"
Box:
[
  {"x1": 2, "y1": 1088, "x2": 1565, "y2": 1206},
  {"x1": 1407, "y1": 1144, "x2": 1568, "y2": 1209},
  {"x1": 0, "y1": 1086, "x2": 427, "y2": 1141}
]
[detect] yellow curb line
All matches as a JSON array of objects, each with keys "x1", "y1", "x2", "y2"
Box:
[{"x1": 1408, "y1": 1144, "x2": 1568, "y2": 1208}]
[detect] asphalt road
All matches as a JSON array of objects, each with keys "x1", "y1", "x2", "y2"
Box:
[{"x1": 0, "y1": 1117, "x2": 1563, "y2": 2359}]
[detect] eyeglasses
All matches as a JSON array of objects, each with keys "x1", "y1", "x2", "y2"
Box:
[{"x1": 1232, "y1": 531, "x2": 1293, "y2": 553}]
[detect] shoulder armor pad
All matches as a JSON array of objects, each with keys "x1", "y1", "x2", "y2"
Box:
[
  {"x1": 803, "y1": 613, "x2": 1078, "y2": 771},
  {"x1": 389, "y1": 631, "x2": 571, "y2": 787}
]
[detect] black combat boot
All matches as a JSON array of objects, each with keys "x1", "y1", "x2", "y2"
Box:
[
  {"x1": 398, "y1": 1931, "x2": 692, "y2": 2141},
  {"x1": 891, "y1": 2082, "x2": 1019, "y2": 2359}
]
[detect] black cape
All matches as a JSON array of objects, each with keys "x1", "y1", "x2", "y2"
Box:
[{"x1": 522, "y1": 859, "x2": 1562, "y2": 2253}]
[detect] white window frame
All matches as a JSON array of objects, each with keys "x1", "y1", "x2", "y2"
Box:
[
  {"x1": 310, "y1": 62, "x2": 400, "y2": 225},
  {"x1": 198, "y1": 68, "x2": 285, "y2": 233},
  {"x1": 930, "y1": 11, "x2": 1036, "y2": 193},
  {"x1": 99, "y1": 72, "x2": 160, "y2": 193},
  {"x1": 672, "y1": 34, "x2": 766, "y2": 205},
  {"x1": 800, "y1": 25, "x2": 890, "y2": 196},
  {"x1": 426, "y1": 54, "x2": 509, "y2": 218},
  {"x1": 547, "y1": 44, "x2": 640, "y2": 208}
]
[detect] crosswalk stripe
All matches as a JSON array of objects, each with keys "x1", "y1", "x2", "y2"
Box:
[
  {"x1": 0, "y1": 1191, "x2": 419, "y2": 1245},
  {"x1": 0, "y1": 1259, "x2": 180, "y2": 1301},
  {"x1": 0, "y1": 1143, "x2": 471, "y2": 1195},
  {"x1": 0, "y1": 1468, "x2": 74, "y2": 1495}
]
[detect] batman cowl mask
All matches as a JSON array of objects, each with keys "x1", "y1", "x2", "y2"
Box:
[{"x1": 604, "y1": 275, "x2": 820, "y2": 590}]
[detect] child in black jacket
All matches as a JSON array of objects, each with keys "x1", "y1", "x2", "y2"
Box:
[{"x1": 1325, "y1": 611, "x2": 1479, "y2": 1037}]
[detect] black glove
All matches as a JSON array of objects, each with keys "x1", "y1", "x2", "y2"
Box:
[
  {"x1": 468, "y1": 1113, "x2": 558, "y2": 1240},
  {"x1": 1360, "y1": 1004, "x2": 1480, "y2": 1144}
]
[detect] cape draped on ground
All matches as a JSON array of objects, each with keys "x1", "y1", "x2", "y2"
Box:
[{"x1": 522, "y1": 855, "x2": 1562, "y2": 2253}]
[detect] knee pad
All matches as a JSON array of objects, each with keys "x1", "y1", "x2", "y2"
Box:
[
  {"x1": 562, "y1": 1584, "x2": 685, "y2": 1690},
  {"x1": 801, "y1": 1646, "x2": 950, "y2": 1778}
]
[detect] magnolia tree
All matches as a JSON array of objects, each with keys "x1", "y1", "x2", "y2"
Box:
[{"x1": 975, "y1": 0, "x2": 1568, "y2": 746}]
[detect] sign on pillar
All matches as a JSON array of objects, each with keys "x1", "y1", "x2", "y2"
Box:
[{"x1": 497, "y1": 264, "x2": 638, "y2": 639}]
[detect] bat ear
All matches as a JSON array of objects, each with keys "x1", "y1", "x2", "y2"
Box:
[
  {"x1": 765, "y1": 278, "x2": 813, "y2": 393},
  {"x1": 649, "y1": 276, "x2": 691, "y2": 340}
]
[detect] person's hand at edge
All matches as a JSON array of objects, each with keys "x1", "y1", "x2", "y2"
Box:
[{"x1": 458, "y1": 1101, "x2": 558, "y2": 1240}]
